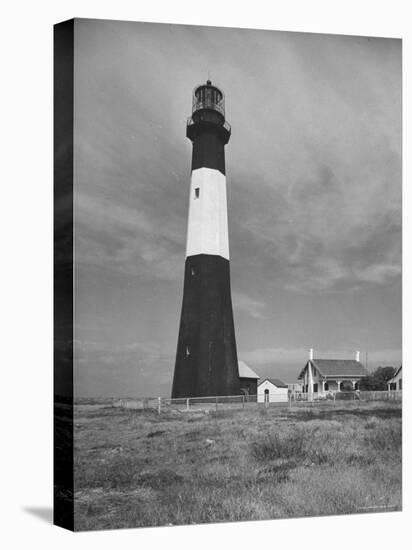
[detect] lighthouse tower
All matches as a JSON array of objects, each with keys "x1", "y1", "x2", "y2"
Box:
[{"x1": 171, "y1": 80, "x2": 241, "y2": 398}]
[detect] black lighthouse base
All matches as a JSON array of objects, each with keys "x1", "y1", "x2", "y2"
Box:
[{"x1": 172, "y1": 254, "x2": 241, "y2": 398}]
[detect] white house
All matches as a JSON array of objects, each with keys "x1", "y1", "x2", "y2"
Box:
[
  {"x1": 387, "y1": 366, "x2": 402, "y2": 391},
  {"x1": 297, "y1": 349, "x2": 369, "y2": 400},
  {"x1": 257, "y1": 378, "x2": 288, "y2": 403}
]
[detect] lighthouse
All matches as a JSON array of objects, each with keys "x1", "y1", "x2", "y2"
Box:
[{"x1": 171, "y1": 80, "x2": 241, "y2": 398}]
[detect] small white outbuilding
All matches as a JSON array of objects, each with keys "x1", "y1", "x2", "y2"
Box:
[{"x1": 257, "y1": 378, "x2": 289, "y2": 403}]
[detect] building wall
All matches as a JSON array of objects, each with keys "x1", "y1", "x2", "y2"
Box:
[
  {"x1": 257, "y1": 380, "x2": 288, "y2": 402},
  {"x1": 310, "y1": 364, "x2": 326, "y2": 390},
  {"x1": 288, "y1": 383, "x2": 302, "y2": 393},
  {"x1": 239, "y1": 377, "x2": 257, "y2": 395},
  {"x1": 388, "y1": 369, "x2": 402, "y2": 391},
  {"x1": 301, "y1": 365, "x2": 327, "y2": 392}
]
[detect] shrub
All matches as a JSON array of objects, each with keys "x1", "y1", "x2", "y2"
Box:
[
  {"x1": 363, "y1": 422, "x2": 402, "y2": 452},
  {"x1": 75, "y1": 454, "x2": 145, "y2": 490},
  {"x1": 137, "y1": 469, "x2": 184, "y2": 489},
  {"x1": 360, "y1": 366, "x2": 397, "y2": 391},
  {"x1": 256, "y1": 459, "x2": 294, "y2": 483},
  {"x1": 251, "y1": 430, "x2": 306, "y2": 462},
  {"x1": 335, "y1": 392, "x2": 356, "y2": 400}
]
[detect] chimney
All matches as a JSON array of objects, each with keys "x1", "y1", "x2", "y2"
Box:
[
  {"x1": 355, "y1": 350, "x2": 360, "y2": 362},
  {"x1": 309, "y1": 348, "x2": 314, "y2": 361}
]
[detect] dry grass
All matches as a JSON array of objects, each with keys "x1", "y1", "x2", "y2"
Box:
[{"x1": 73, "y1": 401, "x2": 401, "y2": 530}]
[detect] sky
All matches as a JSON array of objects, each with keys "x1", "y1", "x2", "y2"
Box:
[{"x1": 73, "y1": 19, "x2": 401, "y2": 397}]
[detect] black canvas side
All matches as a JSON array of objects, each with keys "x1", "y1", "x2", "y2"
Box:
[{"x1": 54, "y1": 18, "x2": 74, "y2": 531}]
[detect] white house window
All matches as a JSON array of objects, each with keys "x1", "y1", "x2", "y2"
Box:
[{"x1": 194, "y1": 187, "x2": 200, "y2": 199}]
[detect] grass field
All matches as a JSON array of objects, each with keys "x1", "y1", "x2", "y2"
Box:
[{"x1": 73, "y1": 400, "x2": 401, "y2": 531}]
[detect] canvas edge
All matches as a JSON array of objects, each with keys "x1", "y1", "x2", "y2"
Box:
[{"x1": 53, "y1": 18, "x2": 75, "y2": 532}]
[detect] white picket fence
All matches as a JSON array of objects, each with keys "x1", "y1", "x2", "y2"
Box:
[
  {"x1": 291, "y1": 390, "x2": 402, "y2": 402},
  {"x1": 113, "y1": 390, "x2": 402, "y2": 414}
]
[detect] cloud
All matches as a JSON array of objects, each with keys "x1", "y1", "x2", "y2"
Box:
[
  {"x1": 74, "y1": 24, "x2": 401, "y2": 296},
  {"x1": 363, "y1": 348, "x2": 402, "y2": 368},
  {"x1": 75, "y1": 339, "x2": 174, "y2": 397},
  {"x1": 232, "y1": 291, "x2": 266, "y2": 319},
  {"x1": 240, "y1": 347, "x2": 308, "y2": 365},
  {"x1": 232, "y1": 155, "x2": 401, "y2": 294},
  {"x1": 71, "y1": 22, "x2": 401, "y2": 396},
  {"x1": 354, "y1": 264, "x2": 401, "y2": 285},
  {"x1": 75, "y1": 189, "x2": 185, "y2": 281}
]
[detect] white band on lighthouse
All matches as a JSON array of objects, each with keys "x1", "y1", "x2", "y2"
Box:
[{"x1": 185, "y1": 167, "x2": 230, "y2": 260}]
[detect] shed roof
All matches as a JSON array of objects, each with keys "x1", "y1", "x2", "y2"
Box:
[
  {"x1": 238, "y1": 361, "x2": 260, "y2": 379},
  {"x1": 258, "y1": 378, "x2": 288, "y2": 388},
  {"x1": 298, "y1": 359, "x2": 369, "y2": 379}
]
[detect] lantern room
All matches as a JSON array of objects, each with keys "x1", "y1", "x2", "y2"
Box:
[
  {"x1": 192, "y1": 80, "x2": 225, "y2": 118},
  {"x1": 187, "y1": 80, "x2": 231, "y2": 144}
]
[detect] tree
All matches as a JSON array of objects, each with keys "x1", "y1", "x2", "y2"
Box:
[{"x1": 359, "y1": 366, "x2": 396, "y2": 391}]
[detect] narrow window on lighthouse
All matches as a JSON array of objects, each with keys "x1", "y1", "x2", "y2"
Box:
[
  {"x1": 185, "y1": 345, "x2": 191, "y2": 357},
  {"x1": 194, "y1": 187, "x2": 200, "y2": 199},
  {"x1": 191, "y1": 266, "x2": 195, "y2": 276}
]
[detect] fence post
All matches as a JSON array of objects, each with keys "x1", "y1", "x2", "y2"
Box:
[
  {"x1": 186, "y1": 398, "x2": 190, "y2": 411},
  {"x1": 158, "y1": 397, "x2": 161, "y2": 415},
  {"x1": 215, "y1": 396, "x2": 218, "y2": 413},
  {"x1": 242, "y1": 395, "x2": 245, "y2": 409}
]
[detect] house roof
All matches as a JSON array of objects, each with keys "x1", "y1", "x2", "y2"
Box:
[
  {"x1": 298, "y1": 359, "x2": 369, "y2": 379},
  {"x1": 388, "y1": 365, "x2": 402, "y2": 383},
  {"x1": 238, "y1": 360, "x2": 260, "y2": 379},
  {"x1": 258, "y1": 378, "x2": 288, "y2": 388}
]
